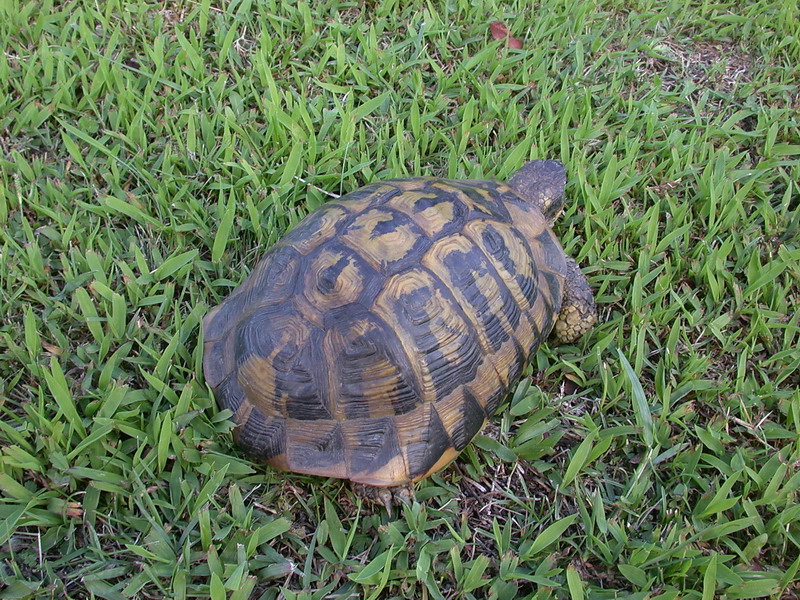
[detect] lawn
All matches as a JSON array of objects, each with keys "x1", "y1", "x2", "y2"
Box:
[{"x1": 1, "y1": 0, "x2": 799, "y2": 598}]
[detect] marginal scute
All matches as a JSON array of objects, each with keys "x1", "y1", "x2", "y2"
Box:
[
  {"x1": 330, "y1": 182, "x2": 401, "y2": 213},
  {"x1": 251, "y1": 244, "x2": 303, "y2": 302},
  {"x1": 285, "y1": 420, "x2": 347, "y2": 479},
  {"x1": 343, "y1": 417, "x2": 407, "y2": 484},
  {"x1": 482, "y1": 386, "x2": 507, "y2": 419},
  {"x1": 531, "y1": 230, "x2": 569, "y2": 272},
  {"x1": 203, "y1": 244, "x2": 301, "y2": 348},
  {"x1": 236, "y1": 411, "x2": 286, "y2": 462},
  {"x1": 214, "y1": 372, "x2": 247, "y2": 416},
  {"x1": 396, "y1": 403, "x2": 453, "y2": 480},
  {"x1": 435, "y1": 388, "x2": 486, "y2": 451},
  {"x1": 415, "y1": 446, "x2": 461, "y2": 482},
  {"x1": 281, "y1": 204, "x2": 350, "y2": 255},
  {"x1": 202, "y1": 324, "x2": 237, "y2": 389}
]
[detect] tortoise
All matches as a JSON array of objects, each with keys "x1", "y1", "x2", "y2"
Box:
[{"x1": 203, "y1": 160, "x2": 596, "y2": 508}]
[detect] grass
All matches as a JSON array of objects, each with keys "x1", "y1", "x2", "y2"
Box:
[{"x1": 1, "y1": 0, "x2": 799, "y2": 598}]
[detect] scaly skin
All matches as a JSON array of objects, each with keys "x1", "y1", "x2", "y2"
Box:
[
  {"x1": 552, "y1": 257, "x2": 597, "y2": 345},
  {"x1": 507, "y1": 159, "x2": 566, "y2": 223}
]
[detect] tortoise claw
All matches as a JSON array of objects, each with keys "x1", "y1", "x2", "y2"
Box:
[
  {"x1": 391, "y1": 484, "x2": 413, "y2": 507},
  {"x1": 352, "y1": 483, "x2": 414, "y2": 515}
]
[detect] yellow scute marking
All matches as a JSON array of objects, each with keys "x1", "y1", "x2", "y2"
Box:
[
  {"x1": 304, "y1": 248, "x2": 364, "y2": 311},
  {"x1": 237, "y1": 314, "x2": 310, "y2": 417},
  {"x1": 435, "y1": 182, "x2": 493, "y2": 214},
  {"x1": 238, "y1": 355, "x2": 280, "y2": 416},
  {"x1": 324, "y1": 318, "x2": 414, "y2": 420},
  {"x1": 466, "y1": 354, "x2": 503, "y2": 409},
  {"x1": 342, "y1": 209, "x2": 418, "y2": 269},
  {"x1": 433, "y1": 394, "x2": 483, "y2": 443},
  {"x1": 372, "y1": 268, "x2": 474, "y2": 403},
  {"x1": 423, "y1": 235, "x2": 516, "y2": 354},
  {"x1": 502, "y1": 201, "x2": 549, "y2": 242},
  {"x1": 463, "y1": 220, "x2": 535, "y2": 311},
  {"x1": 417, "y1": 202, "x2": 454, "y2": 236},
  {"x1": 371, "y1": 270, "x2": 435, "y2": 401},
  {"x1": 388, "y1": 191, "x2": 456, "y2": 237},
  {"x1": 433, "y1": 394, "x2": 460, "y2": 430},
  {"x1": 264, "y1": 452, "x2": 290, "y2": 472}
]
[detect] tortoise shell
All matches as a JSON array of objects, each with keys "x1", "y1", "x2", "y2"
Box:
[{"x1": 203, "y1": 174, "x2": 568, "y2": 486}]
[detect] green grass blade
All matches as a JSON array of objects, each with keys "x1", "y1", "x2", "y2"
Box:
[{"x1": 618, "y1": 349, "x2": 655, "y2": 448}]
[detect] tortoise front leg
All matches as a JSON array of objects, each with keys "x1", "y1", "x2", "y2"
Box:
[{"x1": 551, "y1": 257, "x2": 597, "y2": 345}]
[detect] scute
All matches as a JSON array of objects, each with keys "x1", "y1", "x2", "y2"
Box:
[
  {"x1": 301, "y1": 244, "x2": 378, "y2": 312},
  {"x1": 372, "y1": 268, "x2": 482, "y2": 404},
  {"x1": 441, "y1": 180, "x2": 513, "y2": 222},
  {"x1": 393, "y1": 403, "x2": 454, "y2": 481},
  {"x1": 343, "y1": 418, "x2": 406, "y2": 484},
  {"x1": 435, "y1": 389, "x2": 486, "y2": 451},
  {"x1": 285, "y1": 421, "x2": 347, "y2": 478},
  {"x1": 236, "y1": 411, "x2": 285, "y2": 462},
  {"x1": 464, "y1": 220, "x2": 541, "y2": 312},
  {"x1": 202, "y1": 244, "x2": 302, "y2": 388},
  {"x1": 340, "y1": 208, "x2": 428, "y2": 274},
  {"x1": 387, "y1": 184, "x2": 468, "y2": 238},
  {"x1": 213, "y1": 370, "x2": 247, "y2": 415},
  {"x1": 329, "y1": 182, "x2": 401, "y2": 213},
  {"x1": 324, "y1": 309, "x2": 422, "y2": 419},
  {"x1": 236, "y1": 307, "x2": 329, "y2": 420},
  {"x1": 423, "y1": 234, "x2": 520, "y2": 354},
  {"x1": 280, "y1": 204, "x2": 350, "y2": 255}
]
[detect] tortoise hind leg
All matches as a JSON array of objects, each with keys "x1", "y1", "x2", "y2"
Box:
[
  {"x1": 352, "y1": 483, "x2": 414, "y2": 515},
  {"x1": 551, "y1": 257, "x2": 597, "y2": 345}
]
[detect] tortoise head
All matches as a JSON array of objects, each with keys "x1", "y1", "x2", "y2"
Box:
[{"x1": 507, "y1": 160, "x2": 566, "y2": 224}]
